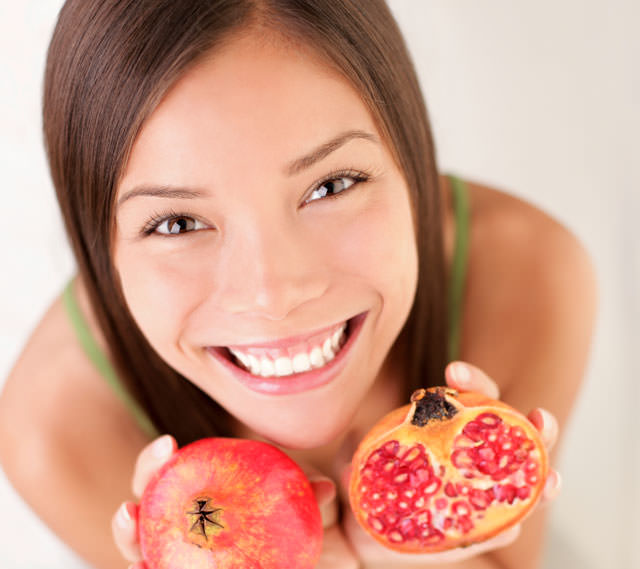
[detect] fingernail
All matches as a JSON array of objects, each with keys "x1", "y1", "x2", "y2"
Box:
[
  {"x1": 116, "y1": 502, "x2": 132, "y2": 529},
  {"x1": 452, "y1": 362, "x2": 471, "y2": 385},
  {"x1": 152, "y1": 435, "x2": 172, "y2": 458},
  {"x1": 310, "y1": 477, "x2": 337, "y2": 502},
  {"x1": 537, "y1": 408, "x2": 553, "y2": 431},
  {"x1": 545, "y1": 470, "x2": 562, "y2": 499},
  {"x1": 552, "y1": 470, "x2": 562, "y2": 492}
]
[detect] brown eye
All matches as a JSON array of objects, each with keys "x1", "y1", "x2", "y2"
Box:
[
  {"x1": 155, "y1": 216, "x2": 204, "y2": 235},
  {"x1": 305, "y1": 176, "x2": 358, "y2": 204}
]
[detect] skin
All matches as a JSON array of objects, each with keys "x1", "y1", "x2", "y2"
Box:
[
  {"x1": 112, "y1": 30, "x2": 418, "y2": 450},
  {"x1": 0, "y1": 28, "x2": 596, "y2": 569}
]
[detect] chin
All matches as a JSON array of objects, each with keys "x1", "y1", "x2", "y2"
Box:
[{"x1": 251, "y1": 416, "x2": 349, "y2": 450}]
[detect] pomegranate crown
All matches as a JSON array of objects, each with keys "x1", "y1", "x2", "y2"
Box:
[{"x1": 410, "y1": 387, "x2": 459, "y2": 427}]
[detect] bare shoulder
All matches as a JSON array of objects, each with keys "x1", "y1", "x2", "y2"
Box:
[
  {"x1": 0, "y1": 277, "x2": 150, "y2": 449},
  {"x1": 0, "y1": 278, "x2": 150, "y2": 567},
  {"x1": 460, "y1": 179, "x2": 597, "y2": 413}
]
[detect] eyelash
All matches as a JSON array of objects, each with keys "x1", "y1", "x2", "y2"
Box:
[{"x1": 140, "y1": 168, "x2": 373, "y2": 237}]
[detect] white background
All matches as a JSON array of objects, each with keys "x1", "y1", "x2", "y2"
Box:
[{"x1": 1, "y1": 1, "x2": 638, "y2": 567}]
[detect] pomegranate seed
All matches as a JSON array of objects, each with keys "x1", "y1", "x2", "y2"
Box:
[
  {"x1": 422, "y1": 479, "x2": 441, "y2": 495},
  {"x1": 383, "y1": 460, "x2": 396, "y2": 472},
  {"x1": 494, "y1": 484, "x2": 517, "y2": 504},
  {"x1": 469, "y1": 488, "x2": 492, "y2": 510},
  {"x1": 478, "y1": 447, "x2": 496, "y2": 461},
  {"x1": 410, "y1": 468, "x2": 432, "y2": 485},
  {"x1": 451, "y1": 449, "x2": 473, "y2": 469},
  {"x1": 368, "y1": 515, "x2": 385, "y2": 533},
  {"x1": 451, "y1": 501, "x2": 471, "y2": 517},
  {"x1": 401, "y1": 445, "x2": 422, "y2": 462},
  {"x1": 454, "y1": 434, "x2": 478, "y2": 449},
  {"x1": 415, "y1": 510, "x2": 431, "y2": 527},
  {"x1": 394, "y1": 472, "x2": 409, "y2": 484},
  {"x1": 444, "y1": 482, "x2": 458, "y2": 497},
  {"x1": 476, "y1": 413, "x2": 502, "y2": 428},
  {"x1": 383, "y1": 440, "x2": 400, "y2": 455},
  {"x1": 388, "y1": 530, "x2": 404, "y2": 543},
  {"x1": 385, "y1": 512, "x2": 398, "y2": 525},
  {"x1": 477, "y1": 460, "x2": 499, "y2": 475},
  {"x1": 458, "y1": 516, "x2": 474, "y2": 533},
  {"x1": 435, "y1": 498, "x2": 448, "y2": 510},
  {"x1": 513, "y1": 449, "x2": 528, "y2": 462},
  {"x1": 517, "y1": 486, "x2": 532, "y2": 500},
  {"x1": 510, "y1": 426, "x2": 526, "y2": 440},
  {"x1": 422, "y1": 529, "x2": 445, "y2": 544},
  {"x1": 462, "y1": 422, "x2": 484, "y2": 441}
]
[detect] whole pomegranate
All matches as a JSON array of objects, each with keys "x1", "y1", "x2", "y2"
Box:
[
  {"x1": 349, "y1": 387, "x2": 548, "y2": 552},
  {"x1": 138, "y1": 437, "x2": 323, "y2": 569}
]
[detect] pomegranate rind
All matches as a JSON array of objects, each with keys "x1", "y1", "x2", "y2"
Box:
[
  {"x1": 139, "y1": 437, "x2": 323, "y2": 569},
  {"x1": 349, "y1": 388, "x2": 548, "y2": 553}
]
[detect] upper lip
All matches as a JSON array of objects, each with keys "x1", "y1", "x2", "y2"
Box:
[{"x1": 223, "y1": 317, "x2": 352, "y2": 351}]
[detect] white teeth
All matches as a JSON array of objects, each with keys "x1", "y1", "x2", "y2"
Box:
[
  {"x1": 331, "y1": 327, "x2": 343, "y2": 351},
  {"x1": 322, "y1": 337, "x2": 335, "y2": 360},
  {"x1": 309, "y1": 347, "x2": 325, "y2": 369},
  {"x1": 260, "y1": 358, "x2": 274, "y2": 377},
  {"x1": 274, "y1": 357, "x2": 293, "y2": 376},
  {"x1": 247, "y1": 354, "x2": 260, "y2": 374},
  {"x1": 292, "y1": 353, "x2": 312, "y2": 373},
  {"x1": 227, "y1": 321, "x2": 348, "y2": 377}
]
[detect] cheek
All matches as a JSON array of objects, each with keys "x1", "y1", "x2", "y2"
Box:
[
  {"x1": 115, "y1": 246, "x2": 210, "y2": 354},
  {"x1": 322, "y1": 193, "x2": 418, "y2": 306}
]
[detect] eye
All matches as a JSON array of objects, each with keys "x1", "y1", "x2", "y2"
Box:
[
  {"x1": 304, "y1": 172, "x2": 369, "y2": 205},
  {"x1": 143, "y1": 211, "x2": 208, "y2": 236}
]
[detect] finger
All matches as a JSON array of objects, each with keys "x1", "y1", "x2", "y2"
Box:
[
  {"x1": 487, "y1": 523, "x2": 521, "y2": 549},
  {"x1": 314, "y1": 526, "x2": 360, "y2": 569},
  {"x1": 111, "y1": 502, "x2": 143, "y2": 563},
  {"x1": 299, "y1": 464, "x2": 338, "y2": 528},
  {"x1": 527, "y1": 408, "x2": 559, "y2": 450},
  {"x1": 132, "y1": 435, "x2": 177, "y2": 498},
  {"x1": 541, "y1": 469, "x2": 562, "y2": 504},
  {"x1": 445, "y1": 361, "x2": 500, "y2": 399}
]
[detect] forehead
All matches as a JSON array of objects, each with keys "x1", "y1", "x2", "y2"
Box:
[{"x1": 120, "y1": 31, "x2": 380, "y2": 186}]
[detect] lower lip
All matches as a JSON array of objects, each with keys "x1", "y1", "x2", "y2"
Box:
[{"x1": 206, "y1": 311, "x2": 368, "y2": 395}]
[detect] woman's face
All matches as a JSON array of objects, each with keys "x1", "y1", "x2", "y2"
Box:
[{"x1": 113, "y1": 31, "x2": 418, "y2": 448}]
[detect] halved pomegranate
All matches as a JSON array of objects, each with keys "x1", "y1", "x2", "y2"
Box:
[
  {"x1": 349, "y1": 387, "x2": 548, "y2": 552},
  {"x1": 138, "y1": 438, "x2": 323, "y2": 568}
]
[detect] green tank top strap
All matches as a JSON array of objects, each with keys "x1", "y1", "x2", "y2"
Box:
[
  {"x1": 62, "y1": 278, "x2": 159, "y2": 438},
  {"x1": 447, "y1": 174, "x2": 470, "y2": 362}
]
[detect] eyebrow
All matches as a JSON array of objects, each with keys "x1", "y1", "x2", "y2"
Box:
[
  {"x1": 284, "y1": 129, "x2": 379, "y2": 176},
  {"x1": 117, "y1": 129, "x2": 378, "y2": 208}
]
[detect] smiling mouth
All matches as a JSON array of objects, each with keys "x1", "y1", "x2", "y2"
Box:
[{"x1": 217, "y1": 318, "x2": 353, "y2": 379}]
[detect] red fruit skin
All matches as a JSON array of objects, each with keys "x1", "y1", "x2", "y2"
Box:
[
  {"x1": 138, "y1": 438, "x2": 323, "y2": 569},
  {"x1": 349, "y1": 387, "x2": 549, "y2": 553}
]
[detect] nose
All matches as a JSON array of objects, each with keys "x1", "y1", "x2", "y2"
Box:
[{"x1": 211, "y1": 219, "x2": 329, "y2": 321}]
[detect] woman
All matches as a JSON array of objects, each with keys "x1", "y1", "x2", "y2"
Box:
[{"x1": 0, "y1": 1, "x2": 596, "y2": 567}]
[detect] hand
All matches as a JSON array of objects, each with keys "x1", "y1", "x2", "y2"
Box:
[
  {"x1": 111, "y1": 435, "x2": 359, "y2": 569},
  {"x1": 335, "y1": 361, "x2": 562, "y2": 566},
  {"x1": 111, "y1": 434, "x2": 177, "y2": 569}
]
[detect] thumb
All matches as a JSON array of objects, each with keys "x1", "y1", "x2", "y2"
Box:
[{"x1": 302, "y1": 465, "x2": 338, "y2": 528}]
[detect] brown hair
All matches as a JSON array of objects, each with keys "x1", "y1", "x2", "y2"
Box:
[{"x1": 43, "y1": 0, "x2": 447, "y2": 446}]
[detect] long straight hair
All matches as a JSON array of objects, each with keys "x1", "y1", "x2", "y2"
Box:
[{"x1": 43, "y1": 0, "x2": 448, "y2": 446}]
